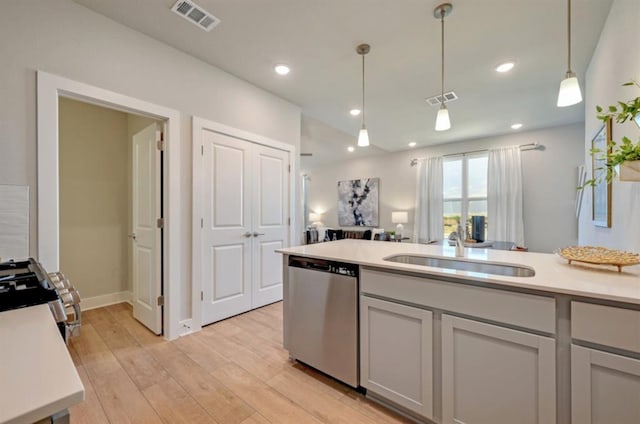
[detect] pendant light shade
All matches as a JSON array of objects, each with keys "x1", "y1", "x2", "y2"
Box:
[
  {"x1": 557, "y1": 72, "x2": 582, "y2": 107},
  {"x1": 356, "y1": 44, "x2": 371, "y2": 147},
  {"x1": 557, "y1": 0, "x2": 582, "y2": 107},
  {"x1": 434, "y1": 3, "x2": 453, "y2": 131},
  {"x1": 357, "y1": 128, "x2": 370, "y2": 147},
  {"x1": 435, "y1": 105, "x2": 451, "y2": 131}
]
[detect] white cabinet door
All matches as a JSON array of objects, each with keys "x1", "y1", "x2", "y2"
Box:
[
  {"x1": 360, "y1": 296, "x2": 433, "y2": 419},
  {"x1": 442, "y1": 315, "x2": 556, "y2": 424},
  {"x1": 572, "y1": 345, "x2": 640, "y2": 424}
]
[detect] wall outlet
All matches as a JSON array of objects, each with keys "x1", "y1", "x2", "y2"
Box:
[{"x1": 179, "y1": 319, "x2": 193, "y2": 336}]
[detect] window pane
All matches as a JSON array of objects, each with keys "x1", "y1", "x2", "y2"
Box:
[
  {"x1": 467, "y1": 155, "x2": 488, "y2": 197},
  {"x1": 443, "y1": 200, "x2": 461, "y2": 239},
  {"x1": 468, "y1": 199, "x2": 487, "y2": 215},
  {"x1": 443, "y1": 159, "x2": 462, "y2": 198}
]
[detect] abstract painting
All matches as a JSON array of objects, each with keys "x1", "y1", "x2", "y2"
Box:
[{"x1": 337, "y1": 178, "x2": 379, "y2": 226}]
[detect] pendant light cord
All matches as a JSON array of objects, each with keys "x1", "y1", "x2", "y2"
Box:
[
  {"x1": 440, "y1": 8, "x2": 445, "y2": 106},
  {"x1": 567, "y1": 0, "x2": 572, "y2": 72},
  {"x1": 361, "y1": 53, "x2": 366, "y2": 129}
]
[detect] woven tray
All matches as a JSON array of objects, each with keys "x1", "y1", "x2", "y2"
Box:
[{"x1": 555, "y1": 246, "x2": 640, "y2": 272}]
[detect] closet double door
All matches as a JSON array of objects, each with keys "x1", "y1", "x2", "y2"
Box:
[{"x1": 201, "y1": 130, "x2": 289, "y2": 325}]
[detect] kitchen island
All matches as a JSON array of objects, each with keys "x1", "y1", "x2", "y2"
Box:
[{"x1": 278, "y1": 239, "x2": 640, "y2": 424}]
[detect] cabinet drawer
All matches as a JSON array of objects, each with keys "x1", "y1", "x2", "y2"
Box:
[
  {"x1": 572, "y1": 302, "x2": 640, "y2": 353},
  {"x1": 361, "y1": 268, "x2": 555, "y2": 334}
]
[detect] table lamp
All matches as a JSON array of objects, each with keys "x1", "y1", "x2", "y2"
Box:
[
  {"x1": 391, "y1": 211, "x2": 408, "y2": 240},
  {"x1": 309, "y1": 212, "x2": 322, "y2": 227}
]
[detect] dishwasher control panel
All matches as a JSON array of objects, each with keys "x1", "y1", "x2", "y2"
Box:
[
  {"x1": 288, "y1": 256, "x2": 358, "y2": 278},
  {"x1": 330, "y1": 265, "x2": 357, "y2": 277}
]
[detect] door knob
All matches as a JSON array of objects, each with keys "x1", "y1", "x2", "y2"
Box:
[
  {"x1": 128, "y1": 233, "x2": 137, "y2": 241},
  {"x1": 253, "y1": 232, "x2": 265, "y2": 237},
  {"x1": 243, "y1": 232, "x2": 253, "y2": 237}
]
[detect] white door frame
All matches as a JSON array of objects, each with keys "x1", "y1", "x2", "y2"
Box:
[
  {"x1": 37, "y1": 71, "x2": 182, "y2": 340},
  {"x1": 192, "y1": 116, "x2": 297, "y2": 332}
]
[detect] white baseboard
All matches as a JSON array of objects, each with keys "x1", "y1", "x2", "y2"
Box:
[{"x1": 82, "y1": 291, "x2": 132, "y2": 311}]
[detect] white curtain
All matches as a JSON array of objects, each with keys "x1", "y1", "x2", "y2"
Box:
[
  {"x1": 413, "y1": 156, "x2": 443, "y2": 243},
  {"x1": 488, "y1": 146, "x2": 525, "y2": 246}
]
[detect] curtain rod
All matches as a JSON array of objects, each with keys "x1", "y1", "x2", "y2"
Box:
[{"x1": 410, "y1": 142, "x2": 542, "y2": 166}]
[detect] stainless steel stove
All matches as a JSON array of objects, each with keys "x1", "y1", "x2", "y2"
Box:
[{"x1": 0, "y1": 258, "x2": 81, "y2": 342}]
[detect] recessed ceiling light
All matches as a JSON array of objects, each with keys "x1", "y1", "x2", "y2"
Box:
[
  {"x1": 511, "y1": 123, "x2": 523, "y2": 130},
  {"x1": 408, "y1": 142, "x2": 417, "y2": 147},
  {"x1": 347, "y1": 146, "x2": 355, "y2": 152},
  {"x1": 496, "y1": 62, "x2": 515, "y2": 73},
  {"x1": 349, "y1": 109, "x2": 361, "y2": 116},
  {"x1": 274, "y1": 64, "x2": 290, "y2": 75}
]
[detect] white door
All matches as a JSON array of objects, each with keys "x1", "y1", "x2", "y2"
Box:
[
  {"x1": 251, "y1": 144, "x2": 289, "y2": 308},
  {"x1": 201, "y1": 131, "x2": 253, "y2": 324},
  {"x1": 132, "y1": 123, "x2": 162, "y2": 334},
  {"x1": 201, "y1": 130, "x2": 289, "y2": 325}
]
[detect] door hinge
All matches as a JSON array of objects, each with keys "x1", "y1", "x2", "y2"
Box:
[
  {"x1": 156, "y1": 132, "x2": 165, "y2": 151},
  {"x1": 201, "y1": 218, "x2": 203, "y2": 228},
  {"x1": 201, "y1": 145, "x2": 204, "y2": 156},
  {"x1": 157, "y1": 218, "x2": 164, "y2": 228},
  {"x1": 287, "y1": 217, "x2": 291, "y2": 226},
  {"x1": 288, "y1": 164, "x2": 291, "y2": 173},
  {"x1": 157, "y1": 295, "x2": 164, "y2": 306},
  {"x1": 200, "y1": 291, "x2": 203, "y2": 301}
]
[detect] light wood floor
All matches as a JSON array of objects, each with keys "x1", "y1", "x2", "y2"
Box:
[{"x1": 68, "y1": 302, "x2": 412, "y2": 424}]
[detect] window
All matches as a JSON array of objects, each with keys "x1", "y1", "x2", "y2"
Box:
[{"x1": 443, "y1": 153, "x2": 488, "y2": 239}]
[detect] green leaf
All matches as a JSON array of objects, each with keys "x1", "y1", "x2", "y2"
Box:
[
  {"x1": 596, "y1": 105, "x2": 603, "y2": 112},
  {"x1": 609, "y1": 105, "x2": 618, "y2": 112},
  {"x1": 623, "y1": 82, "x2": 634, "y2": 86}
]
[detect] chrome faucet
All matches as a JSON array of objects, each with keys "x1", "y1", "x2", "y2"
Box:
[{"x1": 455, "y1": 224, "x2": 465, "y2": 257}]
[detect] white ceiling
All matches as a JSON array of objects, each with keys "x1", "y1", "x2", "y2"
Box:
[{"x1": 72, "y1": 0, "x2": 612, "y2": 162}]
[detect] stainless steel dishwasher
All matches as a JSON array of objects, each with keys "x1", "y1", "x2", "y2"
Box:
[{"x1": 284, "y1": 255, "x2": 359, "y2": 388}]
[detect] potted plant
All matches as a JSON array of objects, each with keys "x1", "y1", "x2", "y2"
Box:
[{"x1": 584, "y1": 80, "x2": 640, "y2": 187}]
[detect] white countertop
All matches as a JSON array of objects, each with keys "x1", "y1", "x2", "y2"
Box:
[
  {"x1": 0, "y1": 304, "x2": 84, "y2": 424},
  {"x1": 278, "y1": 239, "x2": 640, "y2": 305}
]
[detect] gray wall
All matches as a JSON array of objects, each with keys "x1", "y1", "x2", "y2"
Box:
[
  {"x1": 59, "y1": 98, "x2": 130, "y2": 299},
  {"x1": 305, "y1": 123, "x2": 584, "y2": 253},
  {"x1": 579, "y1": 0, "x2": 640, "y2": 252},
  {"x1": 0, "y1": 0, "x2": 301, "y2": 321}
]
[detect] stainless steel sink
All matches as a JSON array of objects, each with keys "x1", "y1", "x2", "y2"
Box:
[{"x1": 384, "y1": 254, "x2": 535, "y2": 277}]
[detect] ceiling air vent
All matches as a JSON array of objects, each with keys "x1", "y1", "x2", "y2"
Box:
[
  {"x1": 170, "y1": 0, "x2": 220, "y2": 32},
  {"x1": 425, "y1": 91, "x2": 458, "y2": 106}
]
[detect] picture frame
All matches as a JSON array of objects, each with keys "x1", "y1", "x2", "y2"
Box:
[
  {"x1": 575, "y1": 165, "x2": 586, "y2": 219},
  {"x1": 337, "y1": 178, "x2": 379, "y2": 226},
  {"x1": 591, "y1": 119, "x2": 612, "y2": 227}
]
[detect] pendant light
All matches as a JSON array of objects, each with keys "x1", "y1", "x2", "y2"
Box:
[
  {"x1": 357, "y1": 44, "x2": 370, "y2": 147},
  {"x1": 434, "y1": 3, "x2": 452, "y2": 131},
  {"x1": 557, "y1": 0, "x2": 582, "y2": 107}
]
